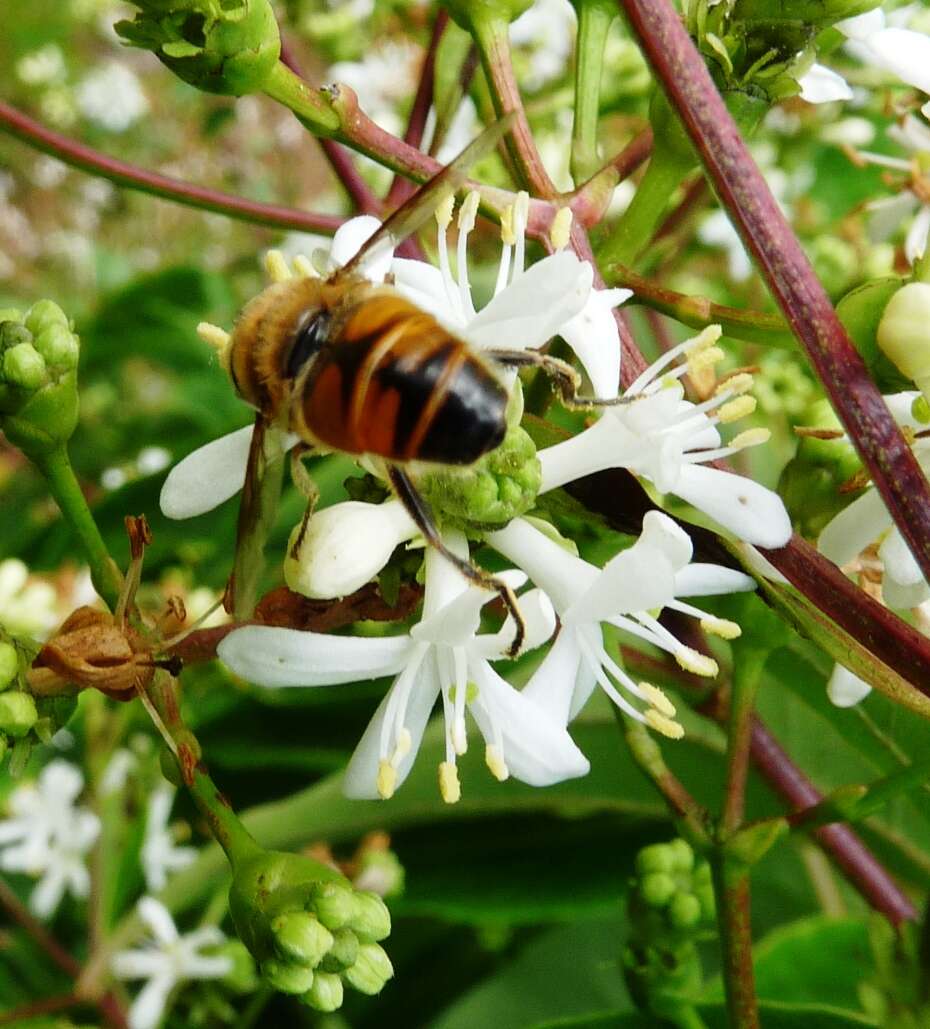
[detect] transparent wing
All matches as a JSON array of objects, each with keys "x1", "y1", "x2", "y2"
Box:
[{"x1": 339, "y1": 113, "x2": 516, "y2": 277}]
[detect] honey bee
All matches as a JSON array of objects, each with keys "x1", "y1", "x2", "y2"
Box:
[{"x1": 220, "y1": 117, "x2": 532, "y2": 651}]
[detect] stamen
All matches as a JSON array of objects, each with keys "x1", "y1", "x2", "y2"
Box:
[
  {"x1": 452, "y1": 649, "x2": 469, "y2": 755},
  {"x1": 264, "y1": 249, "x2": 292, "y2": 283},
  {"x1": 645, "y1": 709, "x2": 685, "y2": 739},
  {"x1": 700, "y1": 615, "x2": 742, "y2": 640},
  {"x1": 435, "y1": 193, "x2": 455, "y2": 230},
  {"x1": 717, "y1": 396, "x2": 757, "y2": 423},
  {"x1": 676, "y1": 647, "x2": 719, "y2": 677},
  {"x1": 391, "y1": 727, "x2": 412, "y2": 764},
  {"x1": 500, "y1": 203, "x2": 516, "y2": 245},
  {"x1": 549, "y1": 207, "x2": 573, "y2": 251},
  {"x1": 292, "y1": 254, "x2": 316, "y2": 278},
  {"x1": 438, "y1": 761, "x2": 461, "y2": 804},
  {"x1": 457, "y1": 190, "x2": 480, "y2": 233},
  {"x1": 639, "y1": 683, "x2": 676, "y2": 718},
  {"x1": 716, "y1": 372, "x2": 754, "y2": 396},
  {"x1": 687, "y1": 345, "x2": 725, "y2": 375},
  {"x1": 457, "y1": 192, "x2": 480, "y2": 321},
  {"x1": 730, "y1": 427, "x2": 771, "y2": 449},
  {"x1": 197, "y1": 322, "x2": 231, "y2": 370},
  {"x1": 626, "y1": 324, "x2": 723, "y2": 396},
  {"x1": 377, "y1": 760, "x2": 397, "y2": 800},
  {"x1": 513, "y1": 191, "x2": 529, "y2": 279},
  {"x1": 485, "y1": 744, "x2": 510, "y2": 782}
]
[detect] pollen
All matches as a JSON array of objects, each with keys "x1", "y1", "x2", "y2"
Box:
[
  {"x1": 377, "y1": 760, "x2": 397, "y2": 800},
  {"x1": 639, "y1": 683, "x2": 676, "y2": 718},
  {"x1": 687, "y1": 345, "x2": 725, "y2": 375},
  {"x1": 701, "y1": 615, "x2": 742, "y2": 640},
  {"x1": 730, "y1": 427, "x2": 771, "y2": 450},
  {"x1": 458, "y1": 190, "x2": 480, "y2": 233},
  {"x1": 438, "y1": 761, "x2": 461, "y2": 804},
  {"x1": 718, "y1": 396, "x2": 757, "y2": 423},
  {"x1": 391, "y1": 727, "x2": 412, "y2": 763},
  {"x1": 549, "y1": 206, "x2": 573, "y2": 251},
  {"x1": 716, "y1": 372, "x2": 754, "y2": 396},
  {"x1": 676, "y1": 647, "x2": 719, "y2": 677},
  {"x1": 435, "y1": 192, "x2": 455, "y2": 230},
  {"x1": 645, "y1": 709, "x2": 686, "y2": 740},
  {"x1": 292, "y1": 254, "x2": 316, "y2": 279},
  {"x1": 196, "y1": 322, "x2": 231, "y2": 369},
  {"x1": 485, "y1": 744, "x2": 510, "y2": 782},
  {"x1": 264, "y1": 249, "x2": 292, "y2": 283},
  {"x1": 684, "y1": 324, "x2": 723, "y2": 354},
  {"x1": 500, "y1": 203, "x2": 516, "y2": 245}
]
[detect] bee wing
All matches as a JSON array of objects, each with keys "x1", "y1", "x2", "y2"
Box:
[{"x1": 339, "y1": 113, "x2": 517, "y2": 277}]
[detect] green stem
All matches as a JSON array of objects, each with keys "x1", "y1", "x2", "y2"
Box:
[
  {"x1": 35, "y1": 445, "x2": 122, "y2": 611},
  {"x1": 571, "y1": 0, "x2": 616, "y2": 183},
  {"x1": 261, "y1": 62, "x2": 341, "y2": 137}
]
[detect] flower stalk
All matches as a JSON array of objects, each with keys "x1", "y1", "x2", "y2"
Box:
[{"x1": 570, "y1": 0, "x2": 616, "y2": 184}]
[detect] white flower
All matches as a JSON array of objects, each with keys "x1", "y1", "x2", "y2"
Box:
[
  {"x1": 329, "y1": 41, "x2": 421, "y2": 136},
  {"x1": 510, "y1": 0, "x2": 577, "y2": 90},
  {"x1": 827, "y1": 663, "x2": 872, "y2": 708},
  {"x1": 797, "y1": 63, "x2": 854, "y2": 104},
  {"x1": 818, "y1": 391, "x2": 930, "y2": 609},
  {"x1": 0, "y1": 559, "x2": 59, "y2": 638},
  {"x1": 16, "y1": 44, "x2": 66, "y2": 86},
  {"x1": 536, "y1": 328, "x2": 793, "y2": 549},
  {"x1": 141, "y1": 785, "x2": 197, "y2": 893},
  {"x1": 112, "y1": 897, "x2": 232, "y2": 1029},
  {"x1": 487, "y1": 512, "x2": 755, "y2": 731},
  {"x1": 76, "y1": 62, "x2": 148, "y2": 132},
  {"x1": 0, "y1": 760, "x2": 100, "y2": 917},
  {"x1": 218, "y1": 530, "x2": 588, "y2": 802}
]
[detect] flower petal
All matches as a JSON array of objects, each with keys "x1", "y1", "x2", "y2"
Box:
[
  {"x1": 818, "y1": 488, "x2": 891, "y2": 569},
  {"x1": 798, "y1": 63, "x2": 853, "y2": 103},
  {"x1": 127, "y1": 972, "x2": 175, "y2": 1029},
  {"x1": 674, "y1": 563, "x2": 756, "y2": 596},
  {"x1": 391, "y1": 258, "x2": 462, "y2": 327},
  {"x1": 672, "y1": 464, "x2": 793, "y2": 548},
  {"x1": 827, "y1": 664, "x2": 872, "y2": 708},
  {"x1": 138, "y1": 897, "x2": 179, "y2": 946},
  {"x1": 329, "y1": 215, "x2": 394, "y2": 281},
  {"x1": 558, "y1": 288, "x2": 631, "y2": 398},
  {"x1": 218, "y1": 626, "x2": 411, "y2": 687},
  {"x1": 868, "y1": 28, "x2": 930, "y2": 95},
  {"x1": 905, "y1": 203, "x2": 930, "y2": 265},
  {"x1": 521, "y1": 627, "x2": 584, "y2": 725}
]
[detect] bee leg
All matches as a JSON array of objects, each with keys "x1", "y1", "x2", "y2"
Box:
[
  {"x1": 386, "y1": 466, "x2": 526, "y2": 658},
  {"x1": 289, "y1": 444, "x2": 320, "y2": 558},
  {"x1": 488, "y1": 348, "x2": 635, "y2": 408}
]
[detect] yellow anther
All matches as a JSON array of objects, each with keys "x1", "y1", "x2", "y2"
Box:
[
  {"x1": 377, "y1": 760, "x2": 397, "y2": 800},
  {"x1": 264, "y1": 249, "x2": 292, "y2": 283},
  {"x1": 645, "y1": 709, "x2": 685, "y2": 740},
  {"x1": 292, "y1": 254, "x2": 316, "y2": 278},
  {"x1": 458, "y1": 190, "x2": 480, "y2": 233},
  {"x1": 197, "y1": 322, "x2": 232, "y2": 370},
  {"x1": 391, "y1": 728, "x2": 412, "y2": 764},
  {"x1": 676, "y1": 647, "x2": 719, "y2": 677},
  {"x1": 718, "y1": 396, "x2": 757, "y2": 424},
  {"x1": 485, "y1": 744, "x2": 510, "y2": 782},
  {"x1": 435, "y1": 192, "x2": 455, "y2": 230},
  {"x1": 730, "y1": 427, "x2": 771, "y2": 449},
  {"x1": 549, "y1": 206, "x2": 573, "y2": 251},
  {"x1": 438, "y1": 761, "x2": 461, "y2": 804},
  {"x1": 700, "y1": 616, "x2": 742, "y2": 640},
  {"x1": 500, "y1": 203, "x2": 516, "y2": 246},
  {"x1": 514, "y1": 190, "x2": 530, "y2": 232},
  {"x1": 639, "y1": 683, "x2": 676, "y2": 718},
  {"x1": 684, "y1": 324, "x2": 723, "y2": 353},
  {"x1": 902, "y1": 425, "x2": 917, "y2": 446},
  {"x1": 716, "y1": 372, "x2": 754, "y2": 397},
  {"x1": 687, "y1": 345, "x2": 725, "y2": 374}
]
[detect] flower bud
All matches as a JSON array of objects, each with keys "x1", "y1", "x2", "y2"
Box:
[
  {"x1": 0, "y1": 308, "x2": 24, "y2": 327},
  {"x1": 312, "y1": 881, "x2": 357, "y2": 931},
  {"x1": 271, "y1": 911, "x2": 333, "y2": 967},
  {"x1": 0, "y1": 321, "x2": 32, "y2": 352},
  {"x1": 217, "y1": 940, "x2": 258, "y2": 993},
  {"x1": 284, "y1": 500, "x2": 417, "y2": 600},
  {"x1": 260, "y1": 957, "x2": 315, "y2": 994},
  {"x1": 343, "y1": 942, "x2": 394, "y2": 995},
  {"x1": 877, "y1": 282, "x2": 930, "y2": 404},
  {"x1": 320, "y1": 929, "x2": 359, "y2": 972},
  {"x1": 0, "y1": 692, "x2": 38, "y2": 738},
  {"x1": 641, "y1": 873, "x2": 676, "y2": 909},
  {"x1": 668, "y1": 892, "x2": 702, "y2": 930},
  {"x1": 667, "y1": 838, "x2": 694, "y2": 873},
  {"x1": 24, "y1": 299, "x2": 69, "y2": 337},
  {"x1": 3, "y1": 344, "x2": 46, "y2": 391},
  {"x1": 33, "y1": 324, "x2": 79, "y2": 371},
  {"x1": 0, "y1": 643, "x2": 18, "y2": 690},
  {"x1": 635, "y1": 843, "x2": 676, "y2": 876},
  {"x1": 116, "y1": 0, "x2": 281, "y2": 96},
  {"x1": 349, "y1": 891, "x2": 391, "y2": 942},
  {"x1": 441, "y1": 0, "x2": 533, "y2": 32},
  {"x1": 303, "y1": 970, "x2": 344, "y2": 1012}
]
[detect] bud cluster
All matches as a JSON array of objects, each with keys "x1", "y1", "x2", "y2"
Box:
[
  {"x1": 228, "y1": 849, "x2": 393, "y2": 1013},
  {"x1": 0, "y1": 640, "x2": 37, "y2": 759}
]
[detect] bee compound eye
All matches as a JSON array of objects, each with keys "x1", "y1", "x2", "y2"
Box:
[{"x1": 285, "y1": 310, "x2": 331, "y2": 379}]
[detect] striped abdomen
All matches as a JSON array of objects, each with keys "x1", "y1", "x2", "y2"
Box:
[{"x1": 296, "y1": 294, "x2": 508, "y2": 465}]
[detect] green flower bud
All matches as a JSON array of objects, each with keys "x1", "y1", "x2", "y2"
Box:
[
  {"x1": 24, "y1": 299, "x2": 69, "y2": 337},
  {"x1": 271, "y1": 911, "x2": 333, "y2": 967},
  {"x1": 343, "y1": 942, "x2": 394, "y2": 996},
  {"x1": 312, "y1": 881, "x2": 357, "y2": 931},
  {"x1": 668, "y1": 892, "x2": 702, "y2": 930},
  {"x1": 732, "y1": 0, "x2": 881, "y2": 27},
  {"x1": 0, "y1": 692, "x2": 38, "y2": 738},
  {"x1": 667, "y1": 839, "x2": 694, "y2": 873},
  {"x1": 641, "y1": 873, "x2": 676, "y2": 909},
  {"x1": 321, "y1": 928, "x2": 359, "y2": 972},
  {"x1": 303, "y1": 970, "x2": 344, "y2": 1012},
  {"x1": 877, "y1": 282, "x2": 930, "y2": 405},
  {"x1": 116, "y1": 0, "x2": 281, "y2": 96},
  {"x1": 349, "y1": 891, "x2": 391, "y2": 943},
  {"x1": 418, "y1": 423, "x2": 541, "y2": 531},
  {"x1": 0, "y1": 643, "x2": 18, "y2": 690},
  {"x1": 260, "y1": 957, "x2": 315, "y2": 994},
  {"x1": 441, "y1": 0, "x2": 533, "y2": 32},
  {"x1": 218, "y1": 940, "x2": 258, "y2": 993},
  {"x1": 635, "y1": 843, "x2": 676, "y2": 876},
  {"x1": 3, "y1": 344, "x2": 46, "y2": 391},
  {"x1": 0, "y1": 321, "x2": 31, "y2": 352},
  {"x1": 836, "y1": 276, "x2": 912, "y2": 392},
  {"x1": 33, "y1": 325, "x2": 79, "y2": 371}
]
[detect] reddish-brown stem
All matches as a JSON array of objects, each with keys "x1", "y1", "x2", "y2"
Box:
[
  {"x1": 654, "y1": 175, "x2": 708, "y2": 243},
  {"x1": 0, "y1": 100, "x2": 343, "y2": 236},
  {"x1": 619, "y1": 0, "x2": 930, "y2": 589},
  {"x1": 610, "y1": 126, "x2": 653, "y2": 181},
  {"x1": 0, "y1": 994, "x2": 82, "y2": 1026},
  {"x1": 749, "y1": 719, "x2": 916, "y2": 925},
  {"x1": 711, "y1": 868, "x2": 759, "y2": 1029},
  {"x1": 721, "y1": 651, "x2": 766, "y2": 836}
]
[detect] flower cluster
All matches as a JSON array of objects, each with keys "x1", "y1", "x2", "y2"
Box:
[{"x1": 163, "y1": 195, "x2": 791, "y2": 803}]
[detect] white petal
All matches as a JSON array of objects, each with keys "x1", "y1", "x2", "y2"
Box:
[
  {"x1": 218, "y1": 626, "x2": 411, "y2": 687},
  {"x1": 672, "y1": 464, "x2": 793, "y2": 548},
  {"x1": 818, "y1": 488, "x2": 891, "y2": 568},
  {"x1": 867, "y1": 191, "x2": 919, "y2": 244},
  {"x1": 837, "y1": 10, "x2": 885, "y2": 39},
  {"x1": 330, "y1": 215, "x2": 393, "y2": 282},
  {"x1": 112, "y1": 950, "x2": 172, "y2": 980},
  {"x1": 285, "y1": 499, "x2": 418, "y2": 599},
  {"x1": 674, "y1": 563, "x2": 756, "y2": 596},
  {"x1": 798, "y1": 63, "x2": 853, "y2": 103},
  {"x1": 40, "y1": 759, "x2": 84, "y2": 803},
  {"x1": 391, "y1": 258, "x2": 464, "y2": 328},
  {"x1": 30, "y1": 867, "x2": 66, "y2": 919},
  {"x1": 639, "y1": 511, "x2": 694, "y2": 571},
  {"x1": 737, "y1": 543, "x2": 790, "y2": 584},
  {"x1": 464, "y1": 252, "x2": 593, "y2": 352},
  {"x1": 537, "y1": 415, "x2": 640, "y2": 492},
  {"x1": 558, "y1": 288, "x2": 631, "y2": 398},
  {"x1": 138, "y1": 897, "x2": 179, "y2": 945},
  {"x1": 905, "y1": 204, "x2": 930, "y2": 264},
  {"x1": 472, "y1": 587, "x2": 556, "y2": 658},
  {"x1": 521, "y1": 627, "x2": 584, "y2": 725},
  {"x1": 468, "y1": 661, "x2": 589, "y2": 786},
  {"x1": 879, "y1": 527, "x2": 924, "y2": 588},
  {"x1": 342, "y1": 658, "x2": 439, "y2": 799},
  {"x1": 127, "y1": 973, "x2": 175, "y2": 1029},
  {"x1": 869, "y1": 28, "x2": 930, "y2": 94},
  {"x1": 827, "y1": 664, "x2": 872, "y2": 707}
]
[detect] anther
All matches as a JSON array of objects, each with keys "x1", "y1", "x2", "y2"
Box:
[
  {"x1": 292, "y1": 254, "x2": 317, "y2": 278},
  {"x1": 645, "y1": 709, "x2": 686, "y2": 739},
  {"x1": 700, "y1": 616, "x2": 742, "y2": 640},
  {"x1": 435, "y1": 193, "x2": 455, "y2": 230},
  {"x1": 264, "y1": 249, "x2": 292, "y2": 283},
  {"x1": 458, "y1": 191, "x2": 480, "y2": 233},
  {"x1": 549, "y1": 207, "x2": 573, "y2": 251},
  {"x1": 391, "y1": 728, "x2": 412, "y2": 764},
  {"x1": 684, "y1": 325, "x2": 723, "y2": 353},
  {"x1": 687, "y1": 345, "x2": 725, "y2": 374},
  {"x1": 676, "y1": 647, "x2": 719, "y2": 677},
  {"x1": 485, "y1": 745, "x2": 510, "y2": 782},
  {"x1": 718, "y1": 396, "x2": 757, "y2": 423},
  {"x1": 715, "y1": 372, "x2": 754, "y2": 397},
  {"x1": 639, "y1": 683, "x2": 676, "y2": 718},
  {"x1": 500, "y1": 204, "x2": 516, "y2": 246},
  {"x1": 438, "y1": 761, "x2": 461, "y2": 804},
  {"x1": 730, "y1": 427, "x2": 771, "y2": 449},
  {"x1": 377, "y1": 761, "x2": 397, "y2": 800},
  {"x1": 196, "y1": 322, "x2": 232, "y2": 369}
]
